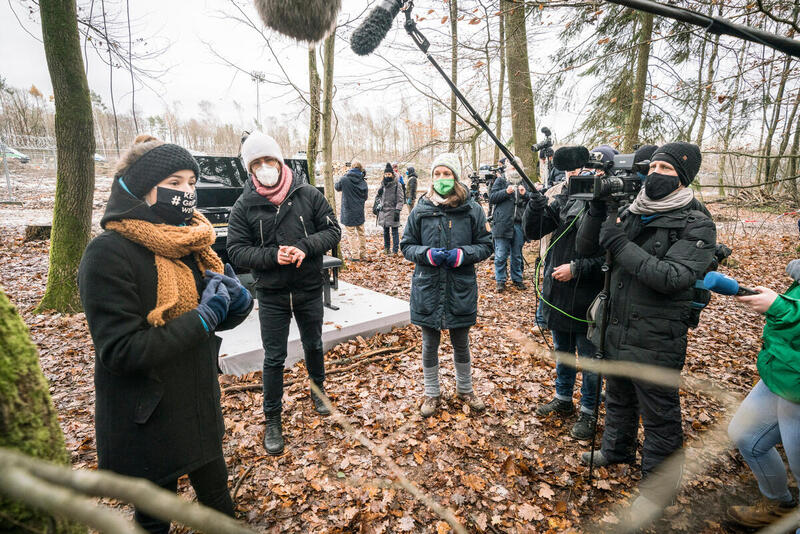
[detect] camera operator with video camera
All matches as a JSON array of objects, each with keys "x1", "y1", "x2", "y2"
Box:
[
  {"x1": 524, "y1": 151, "x2": 609, "y2": 439},
  {"x1": 575, "y1": 142, "x2": 717, "y2": 518},
  {"x1": 490, "y1": 156, "x2": 530, "y2": 293}
]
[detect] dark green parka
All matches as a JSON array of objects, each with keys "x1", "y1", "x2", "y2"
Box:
[
  {"x1": 576, "y1": 204, "x2": 716, "y2": 368},
  {"x1": 400, "y1": 189, "x2": 493, "y2": 330}
]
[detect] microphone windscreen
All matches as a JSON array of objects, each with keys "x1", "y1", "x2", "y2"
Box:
[
  {"x1": 553, "y1": 146, "x2": 590, "y2": 172},
  {"x1": 253, "y1": 0, "x2": 341, "y2": 43},
  {"x1": 350, "y1": 0, "x2": 403, "y2": 56},
  {"x1": 703, "y1": 271, "x2": 739, "y2": 296}
]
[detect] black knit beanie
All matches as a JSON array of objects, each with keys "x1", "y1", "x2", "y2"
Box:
[
  {"x1": 119, "y1": 143, "x2": 200, "y2": 199},
  {"x1": 651, "y1": 142, "x2": 701, "y2": 186},
  {"x1": 634, "y1": 144, "x2": 658, "y2": 164},
  {"x1": 384, "y1": 162, "x2": 393, "y2": 174}
]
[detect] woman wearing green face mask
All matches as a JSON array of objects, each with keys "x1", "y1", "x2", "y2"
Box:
[{"x1": 400, "y1": 152, "x2": 494, "y2": 418}]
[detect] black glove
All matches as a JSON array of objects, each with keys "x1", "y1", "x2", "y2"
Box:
[
  {"x1": 195, "y1": 277, "x2": 230, "y2": 331},
  {"x1": 393, "y1": 210, "x2": 400, "y2": 224},
  {"x1": 588, "y1": 200, "x2": 607, "y2": 217},
  {"x1": 599, "y1": 216, "x2": 629, "y2": 255},
  {"x1": 528, "y1": 193, "x2": 547, "y2": 212}
]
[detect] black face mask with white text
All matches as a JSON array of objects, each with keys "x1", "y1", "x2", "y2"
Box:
[
  {"x1": 644, "y1": 172, "x2": 680, "y2": 200},
  {"x1": 149, "y1": 187, "x2": 196, "y2": 225}
]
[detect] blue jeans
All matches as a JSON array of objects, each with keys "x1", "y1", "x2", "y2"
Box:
[
  {"x1": 552, "y1": 329, "x2": 599, "y2": 413},
  {"x1": 728, "y1": 380, "x2": 800, "y2": 503},
  {"x1": 535, "y1": 299, "x2": 545, "y2": 326},
  {"x1": 494, "y1": 224, "x2": 524, "y2": 283}
]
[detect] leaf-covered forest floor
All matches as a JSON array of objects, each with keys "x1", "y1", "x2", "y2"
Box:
[{"x1": 1, "y1": 192, "x2": 799, "y2": 533}]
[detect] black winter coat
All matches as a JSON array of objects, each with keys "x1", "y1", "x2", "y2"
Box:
[
  {"x1": 227, "y1": 175, "x2": 341, "y2": 293},
  {"x1": 78, "y1": 180, "x2": 251, "y2": 485},
  {"x1": 407, "y1": 174, "x2": 418, "y2": 203},
  {"x1": 377, "y1": 179, "x2": 405, "y2": 227},
  {"x1": 400, "y1": 192, "x2": 493, "y2": 329},
  {"x1": 489, "y1": 176, "x2": 531, "y2": 239},
  {"x1": 522, "y1": 190, "x2": 603, "y2": 333},
  {"x1": 576, "y1": 203, "x2": 716, "y2": 368},
  {"x1": 335, "y1": 168, "x2": 368, "y2": 226}
]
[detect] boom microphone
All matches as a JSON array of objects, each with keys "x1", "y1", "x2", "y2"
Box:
[
  {"x1": 253, "y1": 0, "x2": 342, "y2": 42},
  {"x1": 553, "y1": 146, "x2": 591, "y2": 172},
  {"x1": 350, "y1": 0, "x2": 404, "y2": 56},
  {"x1": 703, "y1": 271, "x2": 759, "y2": 296}
]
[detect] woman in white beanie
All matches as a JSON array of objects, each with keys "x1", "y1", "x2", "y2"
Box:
[
  {"x1": 226, "y1": 131, "x2": 341, "y2": 456},
  {"x1": 400, "y1": 152, "x2": 493, "y2": 417}
]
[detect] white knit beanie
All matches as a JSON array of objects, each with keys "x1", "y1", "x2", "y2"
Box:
[
  {"x1": 430, "y1": 152, "x2": 461, "y2": 182},
  {"x1": 241, "y1": 131, "x2": 284, "y2": 173}
]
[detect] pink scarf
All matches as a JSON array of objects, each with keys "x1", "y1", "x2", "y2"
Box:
[{"x1": 252, "y1": 164, "x2": 293, "y2": 205}]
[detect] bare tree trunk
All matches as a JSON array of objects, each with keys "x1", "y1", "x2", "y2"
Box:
[
  {"x1": 0, "y1": 289, "x2": 84, "y2": 533},
  {"x1": 685, "y1": 39, "x2": 708, "y2": 140},
  {"x1": 493, "y1": 10, "x2": 505, "y2": 164},
  {"x1": 717, "y1": 41, "x2": 746, "y2": 197},
  {"x1": 36, "y1": 0, "x2": 96, "y2": 314},
  {"x1": 767, "y1": 88, "x2": 800, "y2": 191},
  {"x1": 762, "y1": 55, "x2": 793, "y2": 183},
  {"x1": 788, "y1": 111, "x2": 800, "y2": 203},
  {"x1": 694, "y1": 32, "x2": 721, "y2": 148},
  {"x1": 622, "y1": 12, "x2": 653, "y2": 152},
  {"x1": 321, "y1": 31, "x2": 339, "y2": 257},
  {"x1": 307, "y1": 44, "x2": 321, "y2": 186},
  {"x1": 502, "y1": 0, "x2": 537, "y2": 176},
  {"x1": 448, "y1": 0, "x2": 458, "y2": 151}
]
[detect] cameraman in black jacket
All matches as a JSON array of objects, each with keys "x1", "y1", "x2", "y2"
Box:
[
  {"x1": 575, "y1": 142, "x2": 716, "y2": 520},
  {"x1": 490, "y1": 157, "x2": 530, "y2": 292}
]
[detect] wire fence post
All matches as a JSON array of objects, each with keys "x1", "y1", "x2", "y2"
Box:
[{"x1": 0, "y1": 137, "x2": 19, "y2": 204}]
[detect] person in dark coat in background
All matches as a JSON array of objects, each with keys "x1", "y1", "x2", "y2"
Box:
[
  {"x1": 490, "y1": 156, "x2": 530, "y2": 292},
  {"x1": 400, "y1": 152, "x2": 493, "y2": 418},
  {"x1": 523, "y1": 164, "x2": 603, "y2": 440},
  {"x1": 406, "y1": 166, "x2": 419, "y2": 212},
  {"x1": 335, "y1": 160, "x2": 368, "y2": 261},
  {"x1": 575, "y1": 142, "x2": 717, "y2": 523},
  {"x1": 79, "y1": 135, "x2": 253, "y2": 534},
  {"x1": 227, "y1": 131, "x2": 341, "y2": 456},
  {"x1": 377, "y1": 162, "x2": 405, "y2": 254}
]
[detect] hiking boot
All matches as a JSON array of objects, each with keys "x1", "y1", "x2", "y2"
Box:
[
  {"x1": 727, "y1": 496, "x2": 798, "y2": 528},
  {"x1": 420, "y1": 396, "x2": 441, "y2": 418},
  {"x1": 496, "y1": 282, "x2": 506, "y2": 293},
  {"x1": 535, "y1": 397, "x2": 573, "y2": 417},
  {"x1": 263, "y1": 413, "x2": 284, "y2": 456},
  {"x1": 382, "y1": 249, "x2": 390, "y2": 255},
  {"x1": 310, "y1": 382, "x2": 331, "y2": 416},
  {"x1": 457, "y1": 392, "x2": 486, "y2": 413},
  {"x1": 513, "y1": 280, "x2": 527, "y2": 290},
  {"x1": 570, "y1": 411, "x2": 597, "y2": 440},
  {"x1": 580, "y1": 449, "x2": 635, "y2": 467}
]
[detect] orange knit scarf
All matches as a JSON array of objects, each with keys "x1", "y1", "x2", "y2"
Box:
[{"x1": 106, "y1": 212, "x2": 224, "y2": 327}]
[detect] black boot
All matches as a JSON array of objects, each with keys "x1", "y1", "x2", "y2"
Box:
[
  {"x1": 311, "y1": 382, "x2": 331, "y2": 416},
  {"x1": 570, "y1": 411, "x2": 597, "y2": 440},
  {"x1": 263, "y1": 412, "x2": 284, "y2": 456}
]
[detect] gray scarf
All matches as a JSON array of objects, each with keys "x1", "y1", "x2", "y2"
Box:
[{"x1": 628, "y1": 187, "x2": 694, "y2": 215}]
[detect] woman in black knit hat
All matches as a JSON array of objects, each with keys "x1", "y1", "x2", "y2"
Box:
[
  {"x1": 377, "y1": 162, "x2": 405, "y2": 254},
  {"x1": 574, "y1": 141, "x2": 717, "y2": 524},
  {"x1": 78, "y1": 135, "x2": 253, "y2": 533}
]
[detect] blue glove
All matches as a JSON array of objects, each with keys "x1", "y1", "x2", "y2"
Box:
[
  {"x1": 443, "y1": 248, "x2": 464, "y2": 268},
  {"x1": 427, "y1": 247, "x2": 448, "y2": 266},
  {"x1": 205, "y1": 264, "x2": 252, "y2": 315},
  {"x1": 195, "y1": 277, "x2": 230, "y2": 332}
]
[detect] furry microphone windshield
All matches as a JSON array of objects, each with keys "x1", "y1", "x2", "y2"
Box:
[
  {"x1": 253, "y1": 0, "x2": 341, "y2": 42},
  {"x1": 350, "y1": 0, "x2": 404, "y2": 56}
]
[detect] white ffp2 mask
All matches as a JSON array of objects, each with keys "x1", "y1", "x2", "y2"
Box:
[{"x1": 255, "y1": 165, "x2": 280, "y2": 187}]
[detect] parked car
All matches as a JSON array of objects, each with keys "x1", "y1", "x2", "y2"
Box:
[
  {"x1": 194, "y1": 155, "x2": 311, "y2": 265},
  {"x1": 1, "y1": 147, "x2": 30, "y2": 164}
]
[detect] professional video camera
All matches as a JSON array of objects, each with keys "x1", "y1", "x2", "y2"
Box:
[
  {"x1": 553, "y1": 146, "x2": 649, "y2": 203},
  {"x1": 530, "y1": 127, "x2": 553, "y2": 156},
  {"x1": 468, "y1": 171, "x2": 488, "y2": 203}
]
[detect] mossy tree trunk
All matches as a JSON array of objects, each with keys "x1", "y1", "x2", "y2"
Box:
[
  {"x1": 493, "y1": 11, "x2": 505, "y2": 164},
  {"x1": 321, "y1": 30, "x2": 340, "y2": 258},
  {"x1": 622, "y1": 12, "x2": 653, "y2": 153},
  {"x1": 307, "y1": 44, "x2": 321, "y2": 186},
  {"x1": 0, "y1": 289, "x2": 85, "y2": 533},
  {"x1": 502, "y1": 0, "x2": 537, "y2": 177},
  {"x1": 36, "y1": 0, "x2": 96, "y2": 314},
  {"x1": 448, "y1": 0, "x2": 458, "y2": 152}
]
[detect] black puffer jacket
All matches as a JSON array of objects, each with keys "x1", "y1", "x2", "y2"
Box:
[
  {"x1": 400, "y1": 189, "x2": 493, "y2": 329},
  {"x1": 576, "y1": 203, "x2": 716, "y2": 368},
  {"x1": 489, "y1": 176, "x2": 531, "y2": 239},
  {"x1": 227, "y1": 175, "x2": 341, "y2": 293},
  {"x1": 334, "y1": 168, "x2": 368, "y2": 226},
  {"x1": 78, "y1": 180, "x2": 251, "y2": 485},
  {"x1": 523, "y1": 190, "x2": 603, "y2": 333}
]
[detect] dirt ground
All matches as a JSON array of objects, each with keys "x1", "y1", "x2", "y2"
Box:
[{"x1": 1, "y1": 166, "x2": 800, "y2": 533}]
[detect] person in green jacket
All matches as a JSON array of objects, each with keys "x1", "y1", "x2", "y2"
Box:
[{"x1": 727, "y1": 259, "x2": 800, "y2": 529}]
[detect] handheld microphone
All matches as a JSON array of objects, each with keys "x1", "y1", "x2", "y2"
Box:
[
  {"x1": 253, "y1": 0, "x2": 341, "y2": 42},
  {"x1": 703, "y1": 271, "x2": 759, "y2": 296},
  {"x1": 553, "y1": 146, "x2": 591, "y2": 172},
  {"x1": 350, "y1": 0, "x2": 404, "y2": 56}
]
